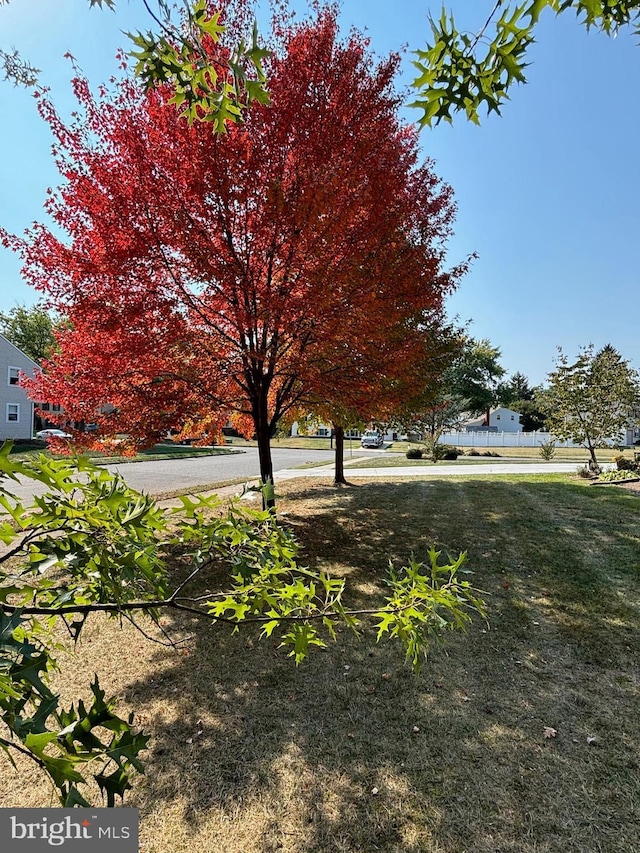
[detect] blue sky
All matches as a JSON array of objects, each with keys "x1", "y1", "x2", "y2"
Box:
[{"x1": 0, "y1": 1, "x2": 638, "y2": 386}]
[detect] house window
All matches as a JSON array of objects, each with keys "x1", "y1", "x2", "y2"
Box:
[
  {"x1": 6, "y1": 404, "x2": 19, "y2": 423},
  {"x1": 8, "y1": 366, "x2": 20, "y2": 386},
  {"x1": 496, "y1": 414, "x2": 501, "y2": 420},
  {"x1": 511, "y1": 415, "x2": 515, "y2": 420}
]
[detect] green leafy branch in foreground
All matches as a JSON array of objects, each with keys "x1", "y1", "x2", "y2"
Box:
[
  {"x1": 4, "y1": 1, "x2": 640, "y2": 129},
  {"x1": 126, "y1": 1, "x2": 270, "y2": 128},
  {"x1": 2, "y1": 1, "x2": 269, "y2": 130},
  {"x1": 411, "y1": 1, "x2": 640, "y2": 126},
  {"x1": 0, "y1": 443, "x2": 485, "y2": 805}
]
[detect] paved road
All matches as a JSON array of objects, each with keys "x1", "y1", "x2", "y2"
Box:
[
  {"x1": 2, "y1": 448, "x2": 602, "y2": 505},
  {"x1": 106, "y1": 447, "x2": 338, "y2": 494},
  {"x1": 1, "y1": 447, "x2": 343, "y2": 503}
]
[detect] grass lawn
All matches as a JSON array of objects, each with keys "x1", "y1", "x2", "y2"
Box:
[
  {"x1": 7, "y1": 442, "x2": 242, "y2": 464},
  {"x1": 1, "y1": 473, "x2": 639, "y2": 852},
  {"x1": 228, "y1": 435, "x2": 338, "y2": 451},
  {"x1": 249, "y1": 436, "x2": 637, "y2": 466},
  {"x1": 347, "y1": 453, "x2": 545, "y2": 468},
  {"x1": 385, "y1": 441, "x2": 637, "y2": 464}
]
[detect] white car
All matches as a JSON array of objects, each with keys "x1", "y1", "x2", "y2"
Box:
[
  {"x1": 361, "y1": 430, "x2": 384, "y2": 448},
  {"x1": 36, "y1": 429, "x2": 72, "y2": 440}
]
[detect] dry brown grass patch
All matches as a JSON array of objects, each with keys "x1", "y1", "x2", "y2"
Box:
[{"x1": 1, "y1": 474, "x2": 639, "y2": 852}]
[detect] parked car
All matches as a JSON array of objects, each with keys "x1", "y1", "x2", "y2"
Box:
[
  {"x1": 36, "y1": 429, "x2": 72, "y2": 439},
  {"x1": 361, "y1": 430, "x2": 384, "y2": 448}
]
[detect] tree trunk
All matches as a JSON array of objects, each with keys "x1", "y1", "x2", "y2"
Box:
[
  {"x1": 254, "y1": 389, "x2": 276, "y2": 510},
  {"x1": 586, "y1": 440, "x2": 601, "y2": 474},
  {"x1": 333, "y1": 424, "x2": 348, "y2": 486}
]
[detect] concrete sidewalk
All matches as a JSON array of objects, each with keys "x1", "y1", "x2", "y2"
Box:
[{"x1": 274, "y1": 458, "x2": 600, "y2": 481}]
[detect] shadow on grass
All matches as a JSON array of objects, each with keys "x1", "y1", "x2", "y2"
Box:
[{"x1": 122, "y1": 477, "x2": 640, "y2": 853}]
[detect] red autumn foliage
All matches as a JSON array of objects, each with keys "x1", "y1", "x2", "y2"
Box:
[
  {"x1": 300, "y1": 314, "x2": 464, "y2": 484},
  {"x1": 2, "y1": 2, "x2": 464, "y2": 490}
]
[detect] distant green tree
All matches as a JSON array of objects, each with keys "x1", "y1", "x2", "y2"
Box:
[
  {"x1": 542, "y1": 344, "x2": 640, "y2": 471},
  {"x1": 393, "y1": 333, "x2": 506, "y2": 451},
  {"x1": 0, "y1": 303, "x2": 59, "y2": 363},
  {"x1": 497, "y1": 371, "x2": 534, "y2": 406},
  {"x1": 398, "y1": 393, "x2": 468, "y2": 461},
  {"x1": 511, "y1": 396, "x2": 548, "y2": 432},
  {"x1": 449, "y1": 336, "x2": 506, "y2": 422}
]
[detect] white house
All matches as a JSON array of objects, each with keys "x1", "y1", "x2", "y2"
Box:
[
  {"x1": 464, "y1": 407, "x2": 522, "y2": 434},
  {"x1": 0, "y1": 334, "x2": 39, "y2": 441}
]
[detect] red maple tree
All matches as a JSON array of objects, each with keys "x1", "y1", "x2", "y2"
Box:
[
  {"x1": 299, "y1": 310, "x2": 464, "y2": 484},
  {"x1": 3, "y1": 2, "x2": 463, "y2": 499}
]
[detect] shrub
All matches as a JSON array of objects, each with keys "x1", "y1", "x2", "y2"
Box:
[
  {"x1": 406, "y1": 446, "x2": 423, "y2": 460},
  {"x1": 612, "y1": 453, "x2": 638, "y2": 472},
  {"x1": 467, "y1": 449, "x2": 480, "y2": 456},
  {"x1": 423, "y1": 438, "x2": 440, "y2": 461},
  {"x1": 576, "y1": 464, "x2": 594, "y2": 478},
  {"x1": 598, "y1": 469, "x2": 638, "y2": 483},
  {"x1": 440, "y1": 444, "x2": 460, "y2": 460},
  {"x1": 420, "y1": 439, "x2": 459, "y2": 462},
  {"x1": 539, "y1": 440, "x2": 556, "y2": 461}
]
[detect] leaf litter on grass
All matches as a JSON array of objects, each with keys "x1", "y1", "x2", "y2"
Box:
[{"x1": 1, "y1": 474, "x2": 638, "y2": 852}]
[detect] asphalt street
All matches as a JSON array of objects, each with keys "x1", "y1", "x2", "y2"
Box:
[
  {"x1": 1, "y1": 447, "x2": 338, "y2": 503},
  {"x1": 105, "y1": 447, "x2": 337, "y2": 493},
  {"x1": 2, "y1": 448, "x2": 601, "y2": 504}
]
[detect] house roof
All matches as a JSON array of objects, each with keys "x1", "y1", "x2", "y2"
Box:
[{"x1": 0, "y1": 333, "x2": 40, "y2": 369}]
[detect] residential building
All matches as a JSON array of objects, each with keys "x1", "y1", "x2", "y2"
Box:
[
  {"x1": 464, "y1": 407, "x2": 522, "y2": 433},
  {"x1": 0, "y1": 333, "x2": 39, "y2": 441}
]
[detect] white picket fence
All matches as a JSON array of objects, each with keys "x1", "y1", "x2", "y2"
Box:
[{"x1": 437, "y1": 431, "x2": 579, "y2": 448}]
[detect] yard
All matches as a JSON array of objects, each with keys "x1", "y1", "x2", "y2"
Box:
[
  {"x1": 378, "y1": 443, "x2": 638, "y2": 463},
  {"x1": 1, "y1": 473, "x2": 639, "y2": 852},
  {"x1": 7, "y1": 441, "x2": 242, "y2": 464}
]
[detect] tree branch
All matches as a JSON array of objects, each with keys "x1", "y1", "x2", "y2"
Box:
[{"x1": 2, "y1": 580, "x2": 474, "y2": 626}]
